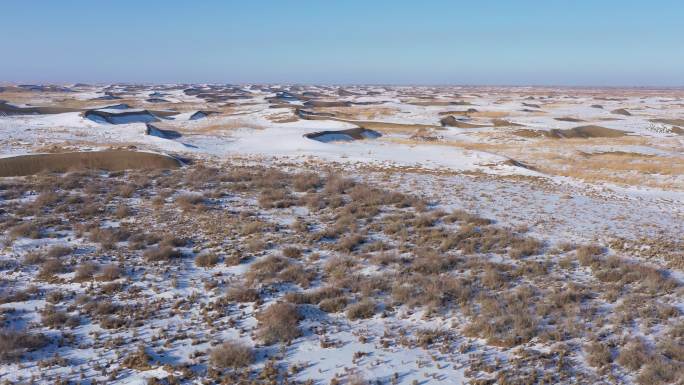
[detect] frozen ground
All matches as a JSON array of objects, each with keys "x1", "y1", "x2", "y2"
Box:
[{"x1": 0, "y1": 84, "x2": 682, "y2": 384}]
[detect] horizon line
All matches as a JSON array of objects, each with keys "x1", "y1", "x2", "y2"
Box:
[{"x1": 2, "y1": 81, "x2": 684, "y2": 90}]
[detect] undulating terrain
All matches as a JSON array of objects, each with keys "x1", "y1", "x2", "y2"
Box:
[{"x1": 0, "y1": 83, "x2": 682, "y2": 384}]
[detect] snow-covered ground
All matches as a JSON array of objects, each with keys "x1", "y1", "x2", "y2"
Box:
[{"x1": 0, "y1": 84, "x2": 682, "y2": 384}]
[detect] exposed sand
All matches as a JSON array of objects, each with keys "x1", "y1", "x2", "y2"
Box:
[{"x1": 0, "y1": 150, "x2": 181, "y2": 176}]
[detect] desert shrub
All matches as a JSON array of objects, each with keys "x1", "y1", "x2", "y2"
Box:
[
  {"x1": 32, "y1": 191, "x2": 63, "y2": 209},
  {"x1": 90, "y1": 227, "x2": 129, "y2": 249},
  {"x1": 40, "y1": 306, "x2": 73, "y2": 328},
  {"x1": 185, "y1": 165, "x2": 221, "y2": 188},
  {"x1": 225, "y1": 286, "x2": 260, "y2": 303},
  {"x1": 439, "y1": 224, "x2": 522, "y2": 255},
  {"x1": 0, "y1": 290, "x2": 30, "y2": 304},
  {"x1": 152, "y1": 196, "x2": 165, "y2": 207},
  {"x1": 117, "y1": 183, "x2": 136, "y2": 198},
  {"x1": 38, "y1": 258, "x2": 66, "y2": 279},
  {"x1": 98, "y1": 264, "x2": 121, "y2": 281},
  {"x1": 614, "y1": 294, "x2": 679, "y2": 325},
  {"x1": 23, "y1": 251, "x2": 44, "y2": 265},
  {"x1": 641, "y1": 268, "x2": 679, "y2": 294},
  {"x1": 10, "y1": 222, "x2": 41, "y2": 239},
  {"x1": 481, "y1": 264, "x2": 510, "y2": 290},
  {"x1": 516, "y1": 260, "x2": 549, "y2": 277},
  {"x1": 303, "y1": 192, "x2": 327, "y2": 211},
  {"x1": 122, "y1": 345, "x2": 152, "y2": 370},
  {"x1": 668, "y1": 322, "x2": 684, "y2": 339},
  {"x1": 0, "y1": 329, "x2": 48, "y2": 363},
  {"x1": 370, "y1": 251, "x2": 402, "y2": 266},
  {"x1": 320, "y1": 215, "x2": 355, "y2": 240},
  {"x1": 416, "y1": 328, "x2": 450, "y2": 348},
  {"x1": 159, "y1": 235, "x2": 187, "y2": 248},
  {"x1": 282, "y1": 247, "x2": 302, "y2": 259},
  {"x1": 241, "y1": 220, "x2": 269, "y2": 235},
  {"x1": 347, "y1": 375, "x2": 370, "y2": 385},
  {"x1": 209, "y1": 340, "x2": 255, "y2": 369},
  {"x1": 285, "y1": 286, "x2": 345, "y2": 305},
  {"x1": 246, "y1": 237, "x2": 266, "y2": 253},
  {"x1": 195, "y1": 253, "x2": 219, "y2": 268},
  {"x1": 463, "y1": 287, "x2": 538, "y2": 348},
  {"x1": 100, "y1": 315, "x2": 127, "y2": 329},
  {"x1": 278, "y1": 264, "x2": 315, "y2": 287},
  {"x1": 558, "y1": 256, "x2": 574, "y2": 270},
  {"x1": 74, "y1": 262, "x2": 98, "y2": 281},
  {"x1": 45, "y1": 291, "x2": 64, "y2": 304},
  {"x1": 636, "y1": 358, "x2": 680, "y2": 385},
  {"x1": 541, "y1": 283, "x2": 589, "y2": 314},
  {"x1": 577, "y1": 244, "x2": 605, "y2": 266},
  {"x1": 324, "y1": 175, "x2": 355, "y2": 194},
  {"x1": 657, "y1": 339, "x2": 684, "y2": 362},
  {"x1": 413, "y1": 213, "x2": 437, "y2": 228},
  {"x1": 85, "y1": 301, "x2": 119, "y2": 316},
  {"x1": 225, "y1": 252, "x2": 245, "y2": 266},
  {"x1": 440, "y1": 276, "x2": 475, "y2": 307},
  {"x1": 128, "y1": 232, "x2": 161, "y2": 250},
  {"x1": 617, "y1": 338, "x2": 651, "y2": 371},
  {"x1": 347, "y1": 185, "x2": 385, "y2": 207},
  {"x1": 258, "y1": 187, "x2": 296, "y2": 209},
  {"x1": 293, "y1": 172, "x2": 322, "y2": 192},
  {"x1": 143, "y1": 246, "x2": 182, "y2": 262},
  {"x1": 114, "y1": 204, "x2": 132, "y2": 218},
  {"x1": 100, "y1": 282, "x2": 123, "y2": 295},
  {"x1": 611, "y1": 262, "x2": 678, "y2": 294},
  {"x1": 411, "y1": 249, "x2": 460, "y2": 275},
  {"x1": 47, "y1": 245, "x2": 72, "y2": 259},
  {"x1": 585, "y1": 341, "x2": 613, "y2": 368},
  {"x1": 556, "y1": 242, "x2": 576, "y2": 252},
  {"x1": 319, "y1": 296, "x2": 348, "y2": 313},
  {"x1": 79, "y1": 201, "x2": 103, "y2": 216},
  {"x1": 336, "y1": 233, "x2": 365, "y2": 252},
  {"x1": 382, "y1": 214, "x2": 410, "y2": 235},
  {"x1": 256, "y1": 302, "x2": 301, "y2": 345},
  {"x1": 324, "y1": 256, "x2": 357, "y2": 281},
  {"x1": 246, "y1": 255, "x2": 291, "y2": 284},
  {"x1": 444, "y1": 209, "x2": 492, "y2": 225},
  {"x1": 508, "y1": 237, "x2": 543, "y2": 258},
  {"x1": 346, "y1": 299, "x2": 376, "y2": 320},
  {"x1": 175, "y1": 193, "x2": 206, "y2": 212},
  {"x1": 392, "y1": 275, "x2": 442, "y2": 308},
  {"x1": 290, "y1": 219, "x2": 309, "y2": 233}
]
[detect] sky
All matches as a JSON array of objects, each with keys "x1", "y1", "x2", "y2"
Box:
[{"x1": 2, "y1": 0, "x2": 683, "y2": 86}]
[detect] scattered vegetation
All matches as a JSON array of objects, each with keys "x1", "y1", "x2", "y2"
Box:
[
  {"x1": 209, "y1": 340, "x2": 255, "y2": 369},
  {"x1": 0, "y1": 161, "x2": 680, "y2": 384},
  {"x1": 256, "y1": 302, "x2": 301, "y2": 345}
]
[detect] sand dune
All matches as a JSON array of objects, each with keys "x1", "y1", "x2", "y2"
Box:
[
  {"x1": 515, "y1": 125, "x2": 629, "y2": 139},
  {"x1": 0, "y1": 150, "x2": 181, "y2": 177},
  {"x1": 611, "y1": 108, "x2": 632, "y2": 116},
  {"x1": 145, "y1": 123, "x2": 182, "y2": 139},
  {"x1": 0, "y1": 100, "x2": 80, "y2": 115},
  {"x1": 440, "y1": 115, "x2": 488, "y2": 128},
  {"x1": 304, "y1": 127, "x2": 381, "y2": 142},
  {"x1": 84, "y1": 109, "x2": 160, "y2": 124}
]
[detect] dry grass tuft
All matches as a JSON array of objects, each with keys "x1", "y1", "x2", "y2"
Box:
[
  {"x1": 0, "y1": 329, "x2": 48, "y2": 363},
  {"x1": 585, "y1": 341, "x2": 613, "y2": 368},
  {"x1": 195, "y1": 253, "x2": 219, "y2": 268},
  {"x1": 143, "y1": 246, "x2": 182, "y2": 262},
  {"x1": 346, "y1": 299, "x2": 376, "y2": 320},
  {"x1": 209, "y1": 340, "x2": 255, "y2": 369},
  {"x1": 256, "y1": 302, "x2": 301, "y2": 345}
]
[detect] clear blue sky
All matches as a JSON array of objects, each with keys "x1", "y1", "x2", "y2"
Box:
[{"x1": 2, "y1": 0, "x2": 683, "y2": 86}]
